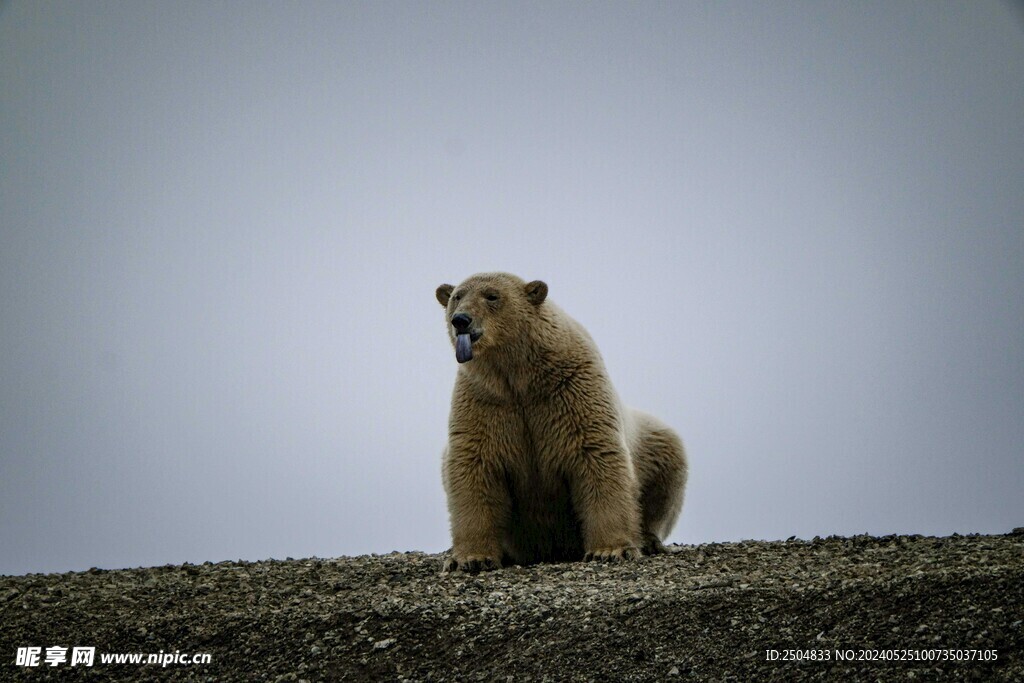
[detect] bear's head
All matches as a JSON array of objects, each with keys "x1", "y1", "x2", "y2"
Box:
[{"x1": 435, "y1": 272, "x2": 548, "y2": 364}]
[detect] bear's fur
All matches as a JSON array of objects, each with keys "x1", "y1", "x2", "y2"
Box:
[{"x1": 436, "y1": 272, "x2": 688, "y2": 572}]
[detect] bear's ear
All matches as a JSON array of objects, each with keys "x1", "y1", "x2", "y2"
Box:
[
  {"x1": 525, "y1": 280, "x2": 548, "y2": 306},
  {"x1": 436, "y1": 284, "x2": 454, "y2": 307}
]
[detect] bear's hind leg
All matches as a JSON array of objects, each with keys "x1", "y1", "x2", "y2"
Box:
[{"x1": 631, "y1": 415, "x2": 687, "y2": 555}]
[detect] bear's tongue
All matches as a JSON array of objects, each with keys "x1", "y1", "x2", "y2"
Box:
[{"x1": 455, "y1": 333, "x2": 473, "y2": 363}]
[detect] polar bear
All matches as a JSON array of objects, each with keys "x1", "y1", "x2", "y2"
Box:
[{"x1": 436, "y1": 272, "x2": 687, "y2": 572}]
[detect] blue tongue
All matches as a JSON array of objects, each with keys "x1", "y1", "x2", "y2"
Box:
[{"x1": 456, "y1": 333, "x2": 473, "y2": 363}]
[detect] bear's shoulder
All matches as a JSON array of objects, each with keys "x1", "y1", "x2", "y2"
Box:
[{"x1": 533, "y1": 302, "x2": 602, "y2": 362}]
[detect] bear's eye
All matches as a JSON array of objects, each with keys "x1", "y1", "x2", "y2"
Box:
[
  {"x1": 485, "y1": 293, "x2": 499, "y2": 302},
  {"x1": 453, "y1": 293, "x2": 462, "y2": 301}
]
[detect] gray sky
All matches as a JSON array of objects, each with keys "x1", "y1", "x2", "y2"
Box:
[{"x1": 2, "y1": 1, "x2": 1022, "y2": 576}]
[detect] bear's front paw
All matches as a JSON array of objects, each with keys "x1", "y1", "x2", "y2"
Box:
[
  {"x1": 442, "y1": 553, "x2": 503, "y2": 573},
  {"x1": 584, "y1": 546, "x2": 641, "y2": 563}
]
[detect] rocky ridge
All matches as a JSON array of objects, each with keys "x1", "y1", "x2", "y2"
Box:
[{"x1": 2, "y1": 532, "x2": 1022, "y2": 681}]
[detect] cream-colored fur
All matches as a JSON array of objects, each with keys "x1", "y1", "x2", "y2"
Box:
[{"x1": 436, "y1": 272, "x2": 687, "y2": 572}]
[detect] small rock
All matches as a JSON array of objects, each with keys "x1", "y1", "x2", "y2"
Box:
[
  {"x1": 668, "y1": 666, "x2": 680, "y2": 675},
  {"x1": 373, "y1": 638, "x2": 396, "y2": 650}
]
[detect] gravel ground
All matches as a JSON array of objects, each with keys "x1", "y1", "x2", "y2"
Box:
[{"x1": 2, "y1": 532, "x2": 1021, "y2": 681}]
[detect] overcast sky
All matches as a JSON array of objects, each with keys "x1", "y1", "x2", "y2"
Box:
[{"x1": 1, "y1": 1, "x2": 1022, "y2": 576}]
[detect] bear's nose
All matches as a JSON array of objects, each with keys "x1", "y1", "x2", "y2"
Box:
[{"x1": 451, "y1": 313, "x2": 472, "y2": 332}]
